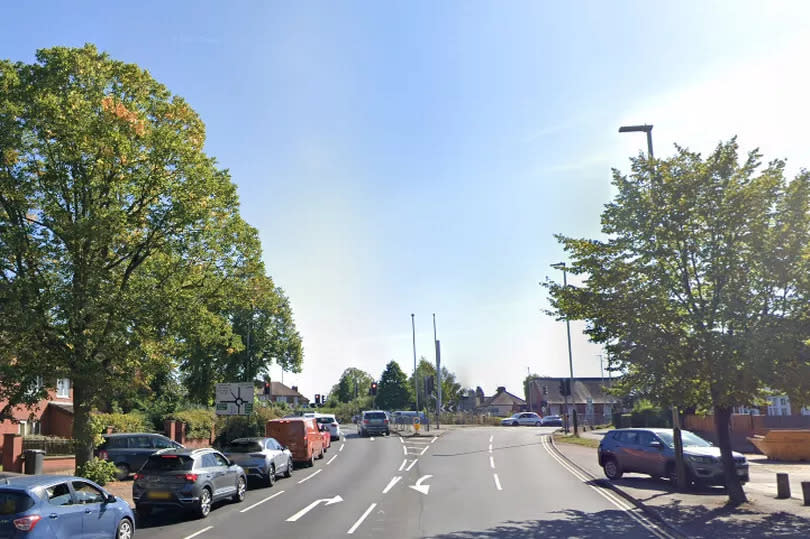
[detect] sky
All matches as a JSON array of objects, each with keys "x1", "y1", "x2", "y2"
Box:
[{"x1": 3, "y1": 1, "x2": 810, "y2": 401}]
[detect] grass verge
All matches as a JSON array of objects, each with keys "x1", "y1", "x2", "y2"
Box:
[{"x1": 553, "y1": 433, "x2": 600, "y2": 448}]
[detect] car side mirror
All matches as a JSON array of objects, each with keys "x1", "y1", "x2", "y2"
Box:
[
  {"x1": 105, "y1": 494, "x2": 117, "y2": 504},
  {"x1": 649, "y1": 440, "x2": 663, "y2": 449}
]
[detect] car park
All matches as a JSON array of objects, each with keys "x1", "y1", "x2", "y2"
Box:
[
  {"x1": 314, "y1": 413, "x2": 342, "y2": 441},
  {"x1": 359, "y1": 410, "x2": 390, "y2": 436},
  {"x1": 0, "y1": 474, "x2": 134, "y2": 538},
  {"x1": 500, "y1": 412, "x2": 543, "y2": 426},
  {"x1": 133, "y1": 447, "x2": 246, "y2": 519},
  {"x1": 95, "y1": 432, "x2": 184, "y2": 480},
  {"x1": 266, "y1": 417, "x2": 325, "y2": 467},
  {"x1": 597, "y1": 428, "x2": 749, "y2": 486},
  {"x1": 222, "y1": 437, "x2": 294, "y2": 486},
  {"x1": 541, "y1": 415, "x2": 563, "y2": 426}
]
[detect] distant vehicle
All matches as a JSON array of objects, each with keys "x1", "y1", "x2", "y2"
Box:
[
  {"x1": 0, "y1": 474, "x2": 134, "y2": 538},
  {"x1": 541, "y1": 415, "x2": 563, "y2": 427},
  {"x1": 598, "y1": 428, "x2": 749, "y2": 486},
  {"x1": 319, "y1": 424, "x2": 331, "y2": 450},
  {"x1": 500, "y1": 412, "x2": 542, "y2": 426},
  {"x1": 95, "y1": 432, "x2": 183, "y2": 480},
  {"x1": 222, "y1": 437, "x2": 294, "y2": 486},
  {"x1": 359, "y1": 410, "x2": 390, "y2": 436},
  {"x1": 314, "y1": 413, "x2": 342, "y2": 441},
  {"x1": 266, "y1": 417, "x2": 325, "y2": 467},
  {"x1": 133, "y1": 447, "x2": 246, "y2": 519}
]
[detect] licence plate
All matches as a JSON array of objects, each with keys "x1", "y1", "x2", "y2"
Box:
[{"x1": 148, "y1": 491, "x2": 172, "y2": 500}]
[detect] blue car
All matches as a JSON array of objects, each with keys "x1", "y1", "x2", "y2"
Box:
[{"x1": 0, "y1": 474, "x2": 134, "y2": 538}]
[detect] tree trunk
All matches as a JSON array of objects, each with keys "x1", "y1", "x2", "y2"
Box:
[
  {"x1": 72, "y1": 381, "x2": 95, "y2": 470},
  {"x1": 714, "y1": 404, "x2": 747, "y2": 505}
]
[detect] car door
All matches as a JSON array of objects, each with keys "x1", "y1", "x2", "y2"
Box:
[
  {"x1": 266, "y1": 439, "x2": 283, "y2": 472},
  {"x1": 633, "y1": 431, "x2": 660, "y2": 476},
  {"x1": 211, "y1": 452, "x2": 236, "y2": 498},
  {"x1": 43, "y1": 482, "x2": 84, "y2": 538},
  {"x1": 616, "y1": 431, "x2": 639, "y2": 473},
  {"x1": 71, "y1": 481, "x2": 118, "y2": 539}
]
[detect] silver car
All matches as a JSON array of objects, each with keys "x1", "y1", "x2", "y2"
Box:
[
  {"x1": 500, "y1": 412, "x2": 543, "y2": 426},
  {"x1": 222, "y1": 437, "x2": 294, "y2": 486}
]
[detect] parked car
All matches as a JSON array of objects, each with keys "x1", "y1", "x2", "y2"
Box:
[
  {"x1": 541, "y1": 415, "x2": 563, "y2": 426},
  {"x1": 500, "y1": 412, "x2": 543, "y2": 426},
  {"x1": 320, "y1": 424, "x2": 332, "y2": 450},
  {"x1": 597, "y1": 428, "x2": 749, "y2": 486},
  {"x1": 95, "y1": 432, "x2": 184, "y2": 480},
  {"x1": 359, "y1": 410, "x2": 390, "y2": 436},
  {"x1": 132, "y1": 447, "x2": 246, "y2": 519},
  {"x1": 314, "y1": 413, "x2": 342, "y2": 441},
  {"x1": 0, "y1": 474, "x2": 134, "y2": 538},
  {"x1": 222, "y1": 437, "x2": 294, "y2": 486},
  {"x1": 266, "y1": 417, "x2": 325, "y2": 467}
]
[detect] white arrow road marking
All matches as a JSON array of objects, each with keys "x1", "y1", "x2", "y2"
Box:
[
  {"x1": 420, "y1": 445, "x2": 429, "y2": 455},
  {"x1": 240, "y1": 490, "x2": 285, "y2": 513},
  {"x1": 493, "y1": 473, "x2": 502, "y2": 491},
  {"x1": 347, "y1": 503, "x2": 377, "y2": 534},
  {"x1": 339, "y1": 443, "x2": 345, "y2": 452},
  {"x1": 382, "y1": 476, "x2": 402, "y2": 494},
  {"x1": 286, "y1": 495, "x2": 344, "y2": 522},
  {"x1": 431, "y1": 436, "x2": 437, "y2": 443},
  {"x1": 406, "y1": 459, "x2": 418, "y2": 471},
  {"x1": 183, "y1": 526, "x2": 213, "y2": 539},
  {"x1": 409, "y1": 474, "x2": 432, "y2": 495},
  {"x1": 327, "y1": 454, "x2": 338, "y2": 465},
  {"x1": 398, "y1": 459, "x2": 407, "y2": 471},
  {"x1": 489, "y1": 456, "x2": 495, "y2": 469},
  {"x1": 297, "y1": 469, "x2": 321, "y2": 484}
]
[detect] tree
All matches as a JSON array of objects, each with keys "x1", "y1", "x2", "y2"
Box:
[
  {"x1": 376, "y1": 361, "x2": 412, "y2": 411},
  {"x1": 546, "y1": 139, "x2": 810, "y2": 504},
  {"x1": 0, "y1": 45, "x2": 270, "y2": 466},
  {"x1": 409, "y1": 357, "x2": 463, "y2": 411},
  {"x1": 331, "y1": 368, "x2": 373, "y2": 403}
]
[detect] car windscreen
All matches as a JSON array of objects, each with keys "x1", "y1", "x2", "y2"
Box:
[
  {"x1": 225, "y1": 440, "x2": 263, "y2": 453},
  {"x1": 142, "y1": 454, "x2": 194, "y2": 472},
  {"x1": 0, "y1": 491, "x2": 35, "y2": 515},
  {"x1": 316, "y1": 416, "x2": 335, "y2": 424},
  {"x1": 364, "y1": 412, "x2": 386, "y2": 420}
]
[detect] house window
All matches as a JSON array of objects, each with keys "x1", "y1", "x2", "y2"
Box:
[
  {"x1": 276, "y1": 396, "x2": 287, "y2": 403},
  {"x1": 768, "y1": 396, "x2": 791, "y2": 416},
  {"x1": 56, "y1": 378, "x2": 71, "y2": 398},
  {"x1": 18, "y1": 420, "x2": 41, "y2": 436}
]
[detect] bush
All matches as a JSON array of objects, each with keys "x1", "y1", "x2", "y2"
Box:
[
  {"x1": 168, "y1": 408, "x2": 216, "y2": 440},
  {"x1": 213, "y1": 404, "x2": 285, "y2": 447},
  {"x1": 76, "y1": 457, "x2": 118, "y2": 486},
  {"x1": 93, "y1": 411, "x2": 149, "y2": 434}
]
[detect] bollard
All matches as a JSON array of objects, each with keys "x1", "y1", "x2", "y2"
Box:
[
  {"x1": 802, "y1": 481, "x2": 810, "y2": 506},
  {"x1": 777, "y1": 473, "x2": 791, "y2": 499}
]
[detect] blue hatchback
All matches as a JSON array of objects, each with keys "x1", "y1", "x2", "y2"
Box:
[{"x1": 0, "y1": 474, "x2": 134, "y2": 538}]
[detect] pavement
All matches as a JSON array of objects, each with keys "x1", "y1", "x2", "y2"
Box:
[
  {"x1": 132, "y1": 424, "x2": 673, "y2": 538},
  {"x1": 555, "y1": 429, "x2": 810, "y2": 538}
]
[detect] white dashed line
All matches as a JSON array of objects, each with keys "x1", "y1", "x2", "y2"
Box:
[
  {"x1": 399, "y1": 437, "x2": 404, "y2": 444},
  {"x1": 493, "y1": 473, "x2": 502, "y2": 491},
  {"x1": 239, "y1": 490, "x2": 285, "y2": 513},
  {"x1": 327, "y1": 454, "x2": 338, "y2": 465},
  {"x1": 420, "y1": 446, "x2": 429, "y2": 455},
  {"x1": 347, "y1": 503, "x2": 377, "y2": 534},
  {"x1": 430, "y1": 436, "x2": 437, "y2": 444},
  {"x1": 370, "y1": 437, "x2": 375, "y2": 441},
  {"x1": 339, "y1": 443, "x2": 345, "y2": 452},
  {"x1": 297, "y1": 469, "x2": 322, "y2": 484},
  {"x1": 406, "y1": 459, "x2": 418, "y2": 471},
  {"x1": 398, "y1": 459, "x2": 407, "y2": 471},
  {"x1": 490, "y1": 456, "x2": 495, "y2": 469},
  {"x1": 489, "y1": 434, "x2": 493, "y2": 443},
  {"x1": 183, "y1": 526, "x2": 213, "y2": 539},
  {"x1": 488, "y1": 443, "x2": 493, "y2": 453},
  {"x1": 402, "y1": 445, "x2": 408, "y2": 455},
  {"x1": 382, "y1": 476, "x2": 402, "y2": 494}
]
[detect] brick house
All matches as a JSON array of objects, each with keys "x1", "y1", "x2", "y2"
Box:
[
  {"x1": 263, "y1": 381, "x2": 309, "y2": 407},
  {"x1": 478, "y1": 386, "x2": 527, "y2": 416},
  {"x1": 528, "y1": 377, "x2": 616, "y2": 424},
  {"x1": 0, "y1": 378, "x2": 74, "y2": 437}
]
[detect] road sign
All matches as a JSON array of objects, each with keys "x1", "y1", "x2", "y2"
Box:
[{"x1": 215, "y1": 382, "x2": 254, "y2": 416}]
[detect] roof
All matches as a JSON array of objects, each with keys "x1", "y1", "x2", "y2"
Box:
[
  {"x1": 103, "y1": 432, "x2": 166, "y2": 438},
  {"x1": 486, "y1": 390, "x2": 526, "y2": 407},
  {"x1": 0, "y1": 474, "x2": 78, "y2": 489},
  {"x1": 269, "y1": 381, "x2": 308, "y2": 400},
  {"x1": 48, "y1": 402, "x2": 74, "y2": 413},
  {"x1": 531, "y1": 377, "x2": 617, "y2": 405}
]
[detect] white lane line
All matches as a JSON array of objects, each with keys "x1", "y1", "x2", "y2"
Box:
[
  {"x1": 239, "y1": 490, "x2": 285, "y2": 513},
  {"x1": 402, "y1": 445, "x2": 408, "y2": 455},
  {"x1": 382, "y1": 476, "x2": 402, "y2": 494},
  {"x1": 488, "y1": 443, "x2": 493, "y2": 453},
  {"x1": 406, "y1": 459, "x2": 418, "y2": 471},
  {"x1": 399, "y1": 437, "x2": 404, "y2": 444},
  {"x1": 339, "y1": 443, "x2": 345, "y2": 452},
  {"x1": 430, "y1": 436, "x2": 437, "y2": 444},
  {"x1": 398, "y1": 459, "x2": 407, "y2": 471},
  {"x1": 489, "y1": 456, "x2": 495, "y2": 469},
  {"x1": 347, "y1": 503, "x2": 377, "y2": 534},
  {"x1": 370, "y1": 437, "x2": 375, "y2": 441},
  {"x1": 420, "y1": 445, "x2": 429, "y2": 455},
  {"x1": 489, "y1": 434, "x2": 493, "y2": 443},
  {"x1": 297, "y1": 469, "x2": 322, "y2": 484},
  {"x1": 327, "y1": 454, "x2": 338, "y2": 465},
  {"x1": 493, "y1": 473, "x2": 502, "y2": 491},
  {"x1": 183, "y1": 526, "x2": 213, "y2": 539}
]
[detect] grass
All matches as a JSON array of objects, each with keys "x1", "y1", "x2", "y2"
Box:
[{"x1": 553, "y1": 433, "x2": 600, "y2": 448}]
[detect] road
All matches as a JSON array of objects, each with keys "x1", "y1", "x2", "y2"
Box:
[{"x1": 135, "y1": 426, "x2": 673, "y2": 539}]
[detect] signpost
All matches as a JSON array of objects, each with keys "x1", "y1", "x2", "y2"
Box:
[{"x1": 215, "y1": 382, "x2": 254, "y2": 416}]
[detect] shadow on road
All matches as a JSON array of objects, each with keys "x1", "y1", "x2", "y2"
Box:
[
  {"x1": 135, "y1": 500, "x2": 231, "y2": 529},
  {"x1": 432, "y1": 442, "x2": 542, "y2": 458},
  {"x1": 653, "y1": 501, "x2": 810, "y2": 538}
]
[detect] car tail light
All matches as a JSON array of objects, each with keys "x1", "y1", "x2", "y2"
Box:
[
  {"x1": 177, "y1": 473, "x2": 198, "y2": 482},
  {"x1": 133, "y1": 473, "x2": 144, "y2": 480},
  {"x1": 98, "y1": 450, "x2": 108, "y2": 460},
  {"x1": 14, "y1": 515, "x2": 41, "y2": 531},
  {"x1": 160, "y1": 454, "x2": 179, "y2": 458},
  {"x1": 363, "y1": 419, "x2": 369, "y2": 424},
  {"x1": 383, "y1": 419, "x2": 389, "y2": 424}
]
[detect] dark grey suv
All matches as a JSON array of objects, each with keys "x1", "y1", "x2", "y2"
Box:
[
  {"x1": 598, "y1": 428, "x2": 749, "y2": 486},
  {"x1": 95, "y1": 432, "x2": 183, "y2": 480},
  {"x1": 359, "y1": 410, "x2": 390, "y2": 436},
  {"x1": 132, "y1": 448, "x2": 247, "y2": 518}
]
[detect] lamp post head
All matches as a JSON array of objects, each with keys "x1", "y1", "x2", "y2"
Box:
[
  {"x1": 550, "y1": 262, "x2": 567, "y2": 270},
  {"x1": 618, "y1": 124, "x2": 653, "y2": 134}
]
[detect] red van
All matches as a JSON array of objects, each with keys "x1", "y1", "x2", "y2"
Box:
[{"x1": 266, "y1": 418, "x2": 325, "y2": 467}]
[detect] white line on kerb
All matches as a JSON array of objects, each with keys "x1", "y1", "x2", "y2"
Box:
[
  {"x1": 489, "y1": 456, "x2": 495, "y2": 469},
  {"x1": 297, "y1": 469, "x2": 322, "y2": 484},
  {"x1": 339, "y1": 443, "x2": 345, "y2": 452},
  {"x1": 493, "y1": 473, "x2": 502, "y2": 491},
  {"x1": 406, "y1": 459, "x2": 418, "y2": 471},
  {"x1": 183, "y1": 526, "x2": 213, "y2": 539},
  {"x1": 398, "y1": 459, "x2": 407, "y2": 471},
  {"x1": 347, "y1": 503, "x2": 377, "y2": 534},
  {"x1": 420, "y1": 445, "x2": 429, "y2": 455},
  {"x1": 239, "y1": 490, "x2": 285, "y2": 513},
  {"x1": 327, "y1": 454, "x2": 338, "y2": 465},
  {"x1": 430, "y1": 436, "x2": 437, "y2": 443},
  {"x1": 382, "y1": 476, "x2": 402, "y2": 494}
]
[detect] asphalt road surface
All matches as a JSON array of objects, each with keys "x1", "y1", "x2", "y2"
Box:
[{"x1": 135, "y1": 426, "x2": 673, "y2": 539}]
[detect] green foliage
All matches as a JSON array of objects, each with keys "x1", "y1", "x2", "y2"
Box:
[
  {"x1": 376, "y1": 361, "x2": 413, "y2": 411},
  {"x1": 319, "y1": 396, "x2": 373, "y2": 424},
  {"x1": 93, "y1": 411, "x2": 149, "y2": 434},
  {"x1": 409, "y1": 358, "x2": 463, "y2": 411},
  {"x1": 213, "y1": 405, "x2": 284, "y2": 447},
  {"x1": 523, "y1": 373, "x2": 542, "y2": 403},
  {"x1": 331, "y1": 368, "x2": 373, "y2": 403},
  {"x1": 168, "y1": 408, "x2": 216, "y2": 440},
  {"x1": 76, "y1": 457, "x2": 118, "y2": 486}
]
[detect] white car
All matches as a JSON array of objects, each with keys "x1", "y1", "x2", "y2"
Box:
[
  {"x1": 500, "y1": 412, "x2": 543, "y2": 426},
  {"x1": 315, "y1": 413, "x2": 342, "y2": 440}
]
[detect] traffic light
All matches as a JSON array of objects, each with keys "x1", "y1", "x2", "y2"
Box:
[
  {"x1": 559, "y1": 379, "x2": 571, "y2": 396},
  {"x1": 425, "y1": 375, "x2": 434, "y2": 395},
  {"x1": 315, "y1": 394, "x2": 320, "y2": 405},
  {"x1": 370, "y1": 382, "x2": 378, "y2": 396},
  {"x1": 263, "y1": 382, "x2": 271, "y2": 396}
]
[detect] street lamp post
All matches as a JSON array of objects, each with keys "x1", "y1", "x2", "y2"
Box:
[
  {"x1": 411, "y1": 314, "x2": 418, "y2": 412},
  {"x1": 618, "y1": 124, "x2": 654, "y2": 159},
  {"x1": 551, "y1": 262, "x2": 577, "y2": 435}
]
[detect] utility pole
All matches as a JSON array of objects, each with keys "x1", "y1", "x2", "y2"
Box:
[
  {"x1": 433, "y1": 313, "x2": 441, "y2": 429},
  {"x1": 411, "y1": 314, "x2": 418, "y2": 412},
  {"x1": 552, "y1": 262, "x2": 577, "y2": 436},
  {"x1": 527, "y1": 367, "x2": 532, "y2": 413}
]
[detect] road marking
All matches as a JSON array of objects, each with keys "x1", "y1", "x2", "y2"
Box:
[
  {"x1": 297, "y1": 469, "x2": 322, "y2": 484},
  {"x1": 490, "y1": 456, "x2": 495, "y2": 469},
  {"x1": 406, "y1": 459, "x2": 418, "y2": 471},
  {"x1": 382, "y1": 476, "x2": 402, "y2": 494},
  {"x1": 399, "y1": 459, "x2": 407, "y2": 471},
  {"x1": 431, "y1": 436, "x2": 437, "y2": 443},
  {"x1": 339, "y1": 443, "x2": 345, "y2": 452},
  {"x1": 402, "y1": 445, "x2": 408, "y2": 455},
  {"x1": 420, "y1": 445, "x2": 429, "y2": 455},
  {"x1": 239, "y1": 490, "x2": 285, "y2": 513},
  {"x1": 409, "y1": 474, "x2": 432, "y2": 495},
  {"x1": 287, "y1": 495, "x2": 343, "y2": 522},
  {"x1": 327, "y1": 454, "x2": 338, "y2": 465},
  {"x1": 489, "y1": 434, "x2": 493, "y2": 443},
  {"x1": 347, "y1": 503, "x2": 377, "y2": 534},
  {"x1": 183, "y1": 526, "x2": 213, "y2": 539},
  {"x1": 493, "y1": 473, "x2": 502, "y2": 491},
  {"x1": 541, "y1": 436, "x2": 674, "y2": 539},
  {"x1": 399, "y1": 437, "x2": 404, "y2": 444},
  {"x1": 488, "y1": 443, "x2": 493, "y2": 453},
  {"x1": 370, "y1": 437, "x2": 375, "y2": 441}
]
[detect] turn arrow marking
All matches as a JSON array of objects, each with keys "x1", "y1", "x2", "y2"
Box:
[
  {"x1": 409, "y1": 474, "x2": 432, "y2": 495},
  {"x1": 286, "y1": 495, "x2": 344, "y2": 522}
]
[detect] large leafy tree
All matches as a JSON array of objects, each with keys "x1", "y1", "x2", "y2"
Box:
[
  {"x1": 547, "y1": 139, "x2": 810, "y2": 504},
  {"x1": 376, "y1": 361, "x2": 412, "y2": 411},
  {"x1": 330, "y1": 368, "x2": 373, "y2": 403},
  {"x1": 409, "y1": 357, "x2": 463, "y2": 411},
  {"x1": 0, "y1": 45, "x2": 267, "y2": 466}
]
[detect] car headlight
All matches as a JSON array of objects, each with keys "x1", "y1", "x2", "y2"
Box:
[{"x1": 687, "y1": 455, "x2": 717, "y2": 464}]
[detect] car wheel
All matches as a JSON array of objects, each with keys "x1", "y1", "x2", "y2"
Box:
[
  {"x1": 233, "y1": 476, "x2": 247, "y2": 502},
  {"x1": 114, "y1": 463, "x2": 130, "y2": 481},
  {"x1": 603, "y1": 458, "x2": 623, "y2": 480},
  {"x1": 308, "y1": 453, "x2": 315, "y2": 467},
  {"x1": 116, "y1": 518, "x2": 134, "y2": 539},
  {"x1": 266, "y1": 465, "x2": 275, "y2": 487},
  {"x1": 535, "y1": 421, "x2": 541, "y2": 426},
  {"x1": 135, "y1": 504, "x2": 151, "y2": 519},
  {"x1": 196, "y1": 487, "x2": 212, "y2": 518},
  {"x1": 318, "y1": 448, "x2": 325, "y2": 459},
  {"x1": 512, "y1": 421, "x2": 519, "y2": 426},
  {"x1": 284, "y1": 458, "x2": 293, "y2": 478}
]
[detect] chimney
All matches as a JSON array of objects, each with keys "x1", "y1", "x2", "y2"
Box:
[
  {"x1": 291, "y1": 385, "x2": 298, "y2": 393},
  {"x1": 496, "y1": 386, "x2": 506, "y2": 393}
]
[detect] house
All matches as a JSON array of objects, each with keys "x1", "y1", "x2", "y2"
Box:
[
  {"x1": 479, "y1": 387, "x2": 526, "y2": 416},
  {"x1": 458, "y1": 387, "x2": 486, "y2": 412},
  {"x1": 262, "y1": 381, "x2": 309, "y2": 407},
  {"x1": 528, "y1": 377, "x2": 616, "y2": 424},
  {"x1": 0, "y1": 378, "x2": 74, "y2": 437}
]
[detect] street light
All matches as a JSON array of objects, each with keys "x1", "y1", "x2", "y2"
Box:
[
  {"x1": 618, "y1": 124, "x2": 654, "y2": 159},
  {"x1": 551, "y1": 262, "x2": 576, "y2": 435}
]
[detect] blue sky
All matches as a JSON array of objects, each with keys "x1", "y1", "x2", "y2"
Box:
[{"x1": 4, "y1": 1, "x2": 810, "y2": 400}]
